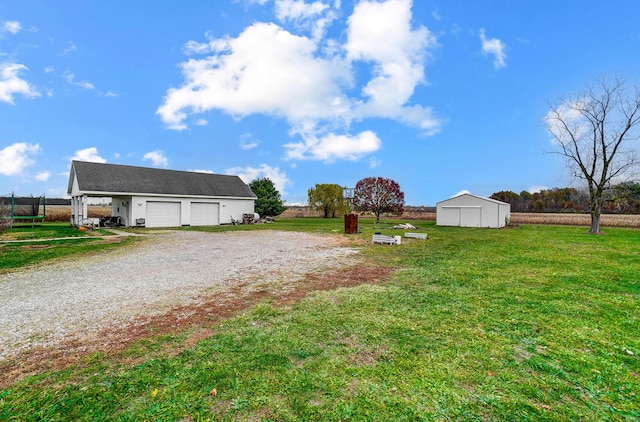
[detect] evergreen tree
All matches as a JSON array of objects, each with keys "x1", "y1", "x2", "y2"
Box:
[{"x1": 249, "y1": 178, "x2": 287, "y2": 217}]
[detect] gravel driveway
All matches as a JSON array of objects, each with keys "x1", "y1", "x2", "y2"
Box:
[{"x1": 0, "y1": 230, "x2": 358, "y2": 360}]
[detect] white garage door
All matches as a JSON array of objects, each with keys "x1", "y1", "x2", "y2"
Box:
[
  {"x1": 190, "y1": 202, "x2": 219, "y2": 226},
  {"x1": 438, "y1": 207, "x2": 460, "y2": 226},
  {"x1": 146, "y1": 201, "x2": 181, "y2": 228},
  {"x1": 460, "y1": 207, "x2": 482, "y2": 227}
]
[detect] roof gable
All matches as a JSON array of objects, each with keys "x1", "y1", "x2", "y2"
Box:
[{"x1": 68, "y1": 161, "x2": 256, "y2": 199}]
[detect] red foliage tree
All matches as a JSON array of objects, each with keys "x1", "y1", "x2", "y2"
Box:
[{"x1": 352, "y1": 177, "x2": 405, "y2": 223}]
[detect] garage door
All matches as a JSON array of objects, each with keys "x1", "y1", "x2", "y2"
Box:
[
  {"x1": 146, "y1": 201, "x2": 181, "y2": 227},
  {"x1": 438, "y1": 207, "x2": 460, "y2": 226},
  {"x1": 190, "y1": 202, "x2": 219, "y2": 226},
  {"x1": 460, "y1": 207, "x2": 482, "y2": 227}
]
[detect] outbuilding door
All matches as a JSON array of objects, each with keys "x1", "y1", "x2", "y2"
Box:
[
  {"x1": 438, "y1": 206, "x2": 482, "y2": 227},
  {"x1": 438, "y1": 207, "x2": 461, "y2": 226},
  {"x1": 190, "y1": 202, "x2": 219, "y2": 226},
  {"x1": 460, "y1": 207, "x2": 482, "y2": 227},
  {"x1": 146, "y1": 201, "x2": 181, "y2": 227}
]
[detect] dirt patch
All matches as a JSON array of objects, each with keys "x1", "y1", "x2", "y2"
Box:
[{"x1": 0, "y1": 263, "x2": 393, "y2": 388}]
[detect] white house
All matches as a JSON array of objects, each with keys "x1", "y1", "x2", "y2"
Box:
[
  {"x1": 436, "y1": 193, "x2": 511, "y2": 228},
  {"x1": 68, "y1": 161, "x2": 256, "y2": 228}
]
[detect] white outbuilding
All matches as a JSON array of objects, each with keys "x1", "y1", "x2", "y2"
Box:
[
  {"x1": 436, "y1": 193, "x2": 511, "y2": 228},
  {"x1": 68, "y1": 161, "x2": 256, "y2": 228}
]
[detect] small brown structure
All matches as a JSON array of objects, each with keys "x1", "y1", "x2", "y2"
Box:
[{"x1": 344, "y1": 213, "x2": 358, "y2": 234}]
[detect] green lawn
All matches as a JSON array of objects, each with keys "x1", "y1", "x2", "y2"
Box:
[
  {"x1": 1, "y1": 219, "x2": 638, "y2": 420},
  {"x1": 0, "y1": 222, "x2": 101, "y2": 240},
  {"x1": 0, "y1": 223, "x2": 136, "y2": 273}
]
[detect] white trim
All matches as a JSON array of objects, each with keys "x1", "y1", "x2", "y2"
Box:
[
  {"x1": 441, "y1": 205, "x2": 482, "y2": 208},
  {"x1": 74, "y1": 191, "x2": 253, "y2": 200}
]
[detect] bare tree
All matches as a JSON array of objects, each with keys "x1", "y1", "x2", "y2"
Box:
[{"x1": 545, "y1": 74, "x2": 640, "y2": 233}]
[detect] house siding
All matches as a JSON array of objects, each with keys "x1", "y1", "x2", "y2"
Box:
[{"x1": 130, "y1": 195, "x2": 254, "y2": 227}]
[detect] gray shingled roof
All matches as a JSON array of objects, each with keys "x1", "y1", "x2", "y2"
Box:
[{"x1": 69, "y1": 161, "x2": 256, "y2": 198}]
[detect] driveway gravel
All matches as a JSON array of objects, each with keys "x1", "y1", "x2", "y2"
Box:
[{"x1": 0, "y1": 230, "x2": 358, "y2": 360}]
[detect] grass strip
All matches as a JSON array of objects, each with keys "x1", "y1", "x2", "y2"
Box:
[{"x1": 0, "y1": 237, "x2": 139, "y2": 273}]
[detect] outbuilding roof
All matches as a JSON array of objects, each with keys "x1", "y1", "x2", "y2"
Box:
[
  {"x1": 68, "y1": 161, "x2": 257, "y2": 198},
  {"x1": 436, "y1": 193, "x2": 509, "y2": 205}
]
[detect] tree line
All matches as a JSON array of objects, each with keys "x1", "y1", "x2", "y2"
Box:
[
  {"x1": 253, "y1": 175, "x2": 640, "y2": 222},
  {"x1": 247, "y1": 177, "x2": 405, "y2": 223},
  {"x1": 490, "y1": 182, "x2": 640, "y2": 214}
]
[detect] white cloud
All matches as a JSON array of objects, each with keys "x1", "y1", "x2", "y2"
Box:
[
  {"x1": 452, "y1": 189, "x2": 470, "y2": 197},
  {"x1": 0, "y1": 63, "x2": 40, "y2": 104},
  {"x1": 35, "y1": 171, "x2": 50, "y2": 181},
  {"x1": 544, "y1": 100, "x2": 590, "y2": 145},
  {"x1": 72, "y1": 147, "x2": 106, "y2": 163},
  {"x1": 240, "y1": 133, "x2": 260, "y2": 150},
  {"x1": 2, "y1": 21, "x2": 21, "y2": 34},
  {"x1": 274, "y1": 0, "x2": 338, "y2": 41},
  {"x1": 0, "y1": 142, "x2": 41, "y2": 176},
  {"x1": 479, "y1": 28, "x2": 507, "y2": 69},
  {"x1": 284, "y1": 130, "x2": 382, "y2": 161},
  {"x1": 63, "y1": 71, "x2": 95, "y2": 90},
  {"x1": 240, "y1": 140, "x2": 259, "y2": 150},
  {"x1": 190, "y1": 168, "x2": 215, "y2": 174},
  {"x1": 528, "y1": 185, "x2": 547, "y2": 194},
  {"x1": 143, "y1": 150, "x2": 169, "y2": 168},
  {"x1": 225, "y1": 163, "x2": 290, "y2": 194},
  {"x1": 157, "y1": 21, "x2": 351, "y2": 130},
  {"x1": 184, "y1": 40, "x2": 212, "y2": 55},
  {"x1": 158, "y1": 0, "x2": 439, "y2": 162},
  {"x1": 60, "y1": 42, "x2": 77, "y2": 56},
  {"x1": 275, "y1": 0, "x2": 329, "y2": 21},
  {"x1": 183, "y1": 36, "x2": 230, "y2": 56},
  {"x1": 345, "y1": 0, "x2": 438, "y2": 131},
  {"x1": 59, "y1": 70, "x2": 114, "y2": 97}
]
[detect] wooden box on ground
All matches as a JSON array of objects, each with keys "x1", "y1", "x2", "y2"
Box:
[
  {"x1": 372, "y1": 234, "x2": 401, "y2": 245},
  {"x1": 404, "y1": 232, "x2": 427, "y2": 240}
]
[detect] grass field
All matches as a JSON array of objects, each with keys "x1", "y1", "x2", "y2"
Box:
[
  {"x1": 281, "y1": 207, "x2": 640, "y2": 228},
  {"x1": 1, "y1": 219, "x2": 638, "y2": 420},
  {"x1": 0, "y1": 223, "x2": 134, "y2": 273}
]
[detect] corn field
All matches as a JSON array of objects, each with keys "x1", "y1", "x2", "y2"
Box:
[
  {"x1": 44, "y1": 206, "x2": 111, "y2": 222},
  {"x1": 509, "y1": 213, "x2": 640, "y2": 228},
  {"x1": 281, "y1": 207, "x2": 640, "y2": 228}
]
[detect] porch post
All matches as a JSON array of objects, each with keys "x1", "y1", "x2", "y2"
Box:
[
  {"x1": 81, "y1": 195, "x2": 87, "y2": 224},
  {"x1": 70, "y1": 196, "x2": 77, "y2": 226},
  {"x1": 70, "y1": 195, "x2": 88, "y2": 226}
]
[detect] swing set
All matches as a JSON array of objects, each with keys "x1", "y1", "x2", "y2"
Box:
[{"x1": 0, "y1": 193, "x2": 46, "y2": 228}]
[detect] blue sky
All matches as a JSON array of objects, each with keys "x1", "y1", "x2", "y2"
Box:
[{"x1": 1, "y1": 0, "x2": 639, "y2": 206}]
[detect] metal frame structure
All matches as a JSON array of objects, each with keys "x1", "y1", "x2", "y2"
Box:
[{"x1": 0, "y1": 193, "x2": 46, "y2": 228}]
